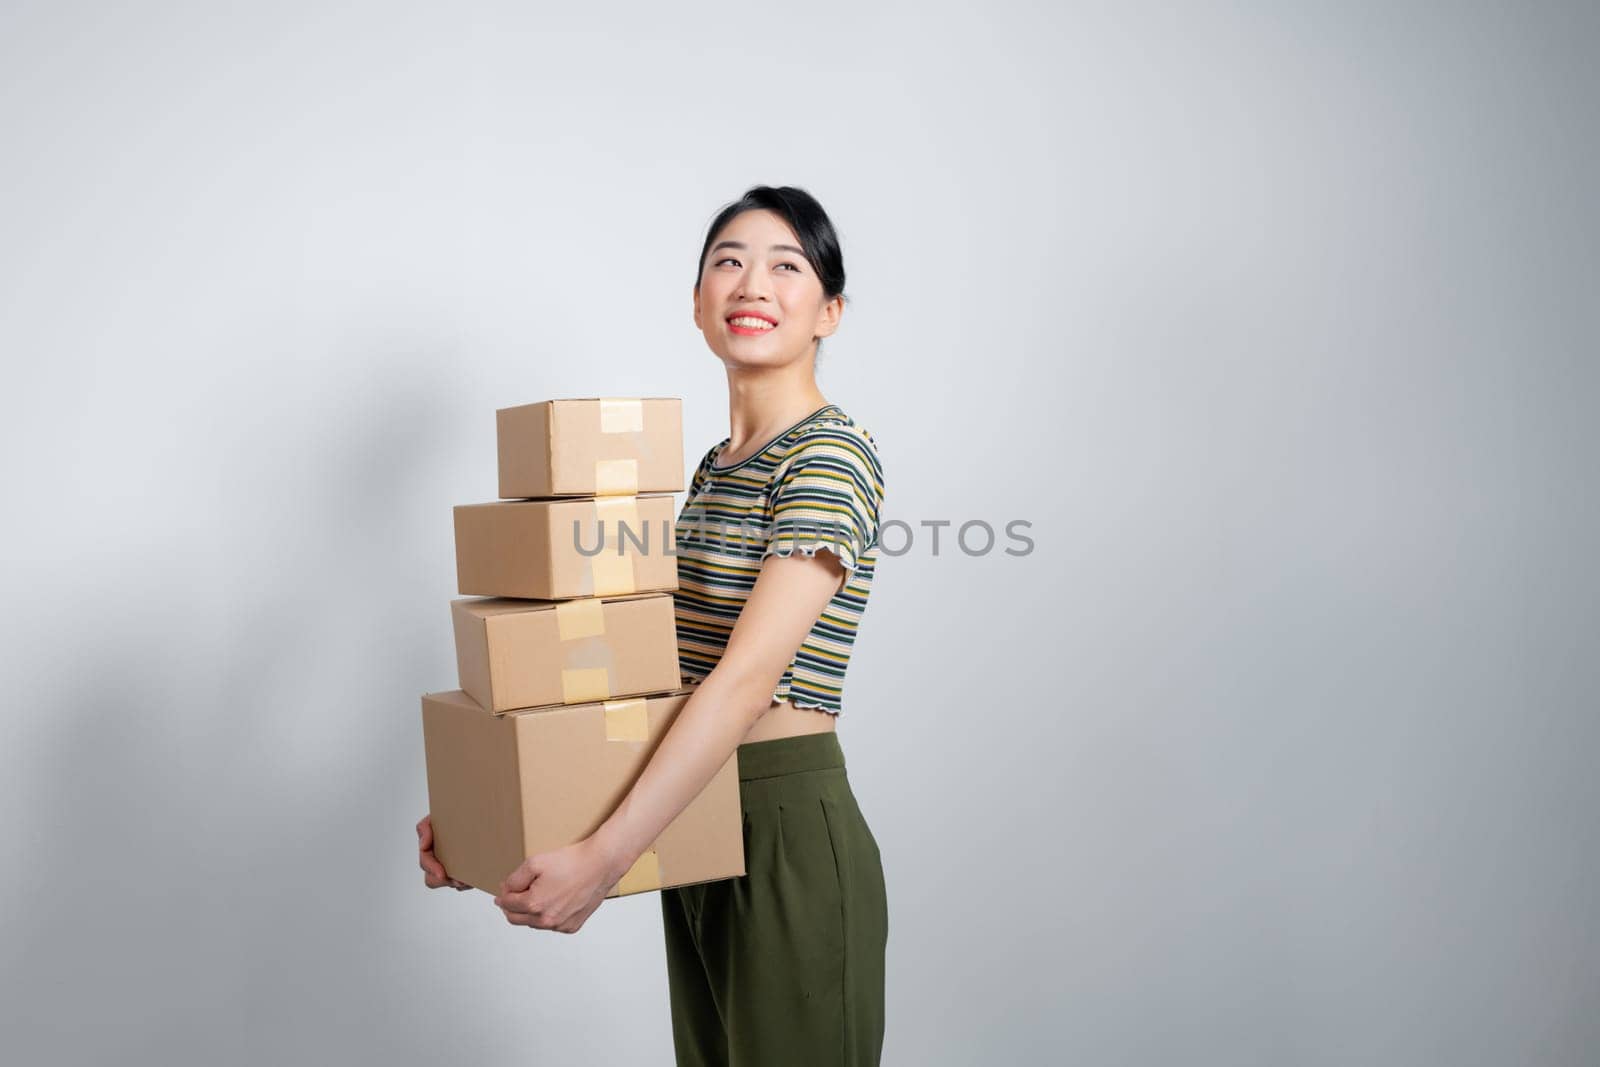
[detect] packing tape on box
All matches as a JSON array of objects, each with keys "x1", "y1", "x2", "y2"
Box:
[
  {"x1": 589, "y1": 496, "x2": 640, "y2": 595},
  {"x1": 594, "y1": 458, "x2": 639, "y2": 495},
  {"x1": 562, "y1": 667, "x2": 611, "y2": 704},
  {"x1": 599, "y1": 397, "x2": 644, "y2": 434},
  {"x1": 603, "y1": 697, "x2": 649, "y2": 742},
  {"x1": 555, "y1": 598, "x2": 607, "y2": 641},
  {"x1": 615, "y1": 846, "x2": 661, "y2": 895},
  {"x1": 556, "y1": 601, "x2": 614, "y2": 702}
]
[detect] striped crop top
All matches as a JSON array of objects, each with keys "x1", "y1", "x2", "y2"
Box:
[{"x1": 674, "y1": 402, "x2": 886, "y2": 715}]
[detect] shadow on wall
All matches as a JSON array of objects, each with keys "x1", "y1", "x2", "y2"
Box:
[{"x1": 2, "y1": 347, "x2": 476, "y2": 1065}]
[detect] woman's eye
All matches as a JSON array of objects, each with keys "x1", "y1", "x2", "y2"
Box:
[{"x1": 713, "y1": 257, "x2": 800, "y2": 272}]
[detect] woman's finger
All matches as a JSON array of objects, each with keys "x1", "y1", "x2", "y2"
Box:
[
  {"x1": 496, "y1": 892, "x2": 539, "y2": 920},
  {"x1": 420, "y1": 850, "x2": 447, "y2": 879}
]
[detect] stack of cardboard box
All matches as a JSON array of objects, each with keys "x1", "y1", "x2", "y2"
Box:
[{"x1": 420, "y1": 398, "x2": 745, "y2": 898}]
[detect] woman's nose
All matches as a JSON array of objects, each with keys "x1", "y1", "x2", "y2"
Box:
[{"x1": 735, "y1": 271, "x2": 772, "y2": 302}]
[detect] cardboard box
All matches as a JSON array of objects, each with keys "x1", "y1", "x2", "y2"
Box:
[
  {"x1": 454, "y1": 493, "x2": 679, "y2": 600},
  {"x1": 420, "y1": 687, "x2": 744, "y2": 896},
  {"x1": 452, "y1": 592, "x2": 681, "y2": 713},
  {"x1": 498, "y1": 397, "x2": 686, "y2": 499}
]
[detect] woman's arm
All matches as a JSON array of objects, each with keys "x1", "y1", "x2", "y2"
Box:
[
  {"x1": 590, "y1": 548, "x2": 849, "y2": 883},
  {"x1": 490, "y1": 550, "x2": 847, "y2": 933}
]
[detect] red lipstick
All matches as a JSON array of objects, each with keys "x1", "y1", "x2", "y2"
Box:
[{"x1": 726, "y1": 309, "x2": 778, "y2": 335}]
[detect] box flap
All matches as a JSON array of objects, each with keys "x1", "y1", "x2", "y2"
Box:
[
  {"x1": 457, "y1": 492, "x2": 677, "y2": 511},
  {"x1": 496, "y1": 397, "x2": 681, "y2": 411},
  {"x1": 450, "y1": 592, "x2": 671, "y2": 620},
  {"x1": 502, "y1": 684, "x2": 697, "y2": 716},
  {"x1": 422, "y1": 689, "x2": 485, "y2": 711}
]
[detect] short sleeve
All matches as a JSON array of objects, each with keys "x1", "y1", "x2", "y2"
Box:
[{"x1": 763, "y1": 427, "x2": 885, "y2": 573}]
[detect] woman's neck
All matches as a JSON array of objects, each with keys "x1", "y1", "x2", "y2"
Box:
[{"x1": 720, "y1": 373, "x2": 829, "y2": 466}]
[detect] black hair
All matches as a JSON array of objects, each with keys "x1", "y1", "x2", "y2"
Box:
[{"x1": 695, "y1": 185, "x2": 847, "y2": 359}]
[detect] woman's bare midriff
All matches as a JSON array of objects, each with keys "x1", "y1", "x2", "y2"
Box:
[{"x1": 741, "y1": 698, "x2": 838, "y2": 745}]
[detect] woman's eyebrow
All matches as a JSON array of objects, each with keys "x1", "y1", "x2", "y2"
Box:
[{"x1": 710, "y1": 240, "x2": 806, "y2": 256}]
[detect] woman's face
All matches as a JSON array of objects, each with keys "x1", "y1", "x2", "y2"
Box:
[{"x1": 693, "y1": 208, "x2": 841, "y2": 368}]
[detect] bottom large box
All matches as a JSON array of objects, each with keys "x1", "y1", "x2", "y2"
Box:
[{"x1": 420, "y1": 686, "x2": 745, "y2": 897}]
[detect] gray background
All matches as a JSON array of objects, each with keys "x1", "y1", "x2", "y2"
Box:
[{"x1": 1, "y1": 2, "x2": 1595, "y2": 1064}]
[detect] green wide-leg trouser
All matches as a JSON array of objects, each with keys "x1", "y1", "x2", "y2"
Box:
[{"x1": 660, "y1": 731, "x2": 888, "y2": 1066}]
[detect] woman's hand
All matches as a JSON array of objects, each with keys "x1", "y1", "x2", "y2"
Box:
[
  {"x1": 417, "y1": 814, "x2": 471, "y2": 891},
  {"x1": 492, "y1": 836, "x2": 625, "y2": 934}
]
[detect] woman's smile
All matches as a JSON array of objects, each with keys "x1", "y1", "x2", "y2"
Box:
[{"x1": 726, "y1": 311, "x2": 778, "y2": 336}]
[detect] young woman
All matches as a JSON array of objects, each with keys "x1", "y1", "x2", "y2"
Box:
[{"x1": 418, "y1": 184, "x2": 889, "y2": 1066}]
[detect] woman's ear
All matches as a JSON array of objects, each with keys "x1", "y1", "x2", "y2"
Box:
[
  {"x1": 814, "y1": 293, "x2": 845, "y2": 340},
  {"x1": 692, "y1": 286, "x2": 701, "y2": 330}
]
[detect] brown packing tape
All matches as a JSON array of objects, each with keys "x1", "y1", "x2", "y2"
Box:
[
  {"x1": 556, "y1": 599, "x2": 612, "y2": 702},
  {"x1": 598, "y1": 397, "x2": 644, "y2": 434},
  {"x1": 562, "y1": 667, "x2": 612, "y2": 704},
  {"x1": 594, "y1": 458, "x2": 639, "y2": 495},
  {"x1": 589, "y1": 550, "x2": 634, "y2": 595},
  {"x1": 555, "y1": 598, "x2": 606, "y2": 641},
  {"x1": 589, "y1": 496, "x2": 640, "y2": 595},
  {"x1": 603, "y1": 697, "x2": 649, "y2": 742},
  {"x1": 615, "y1": 847, "x2": 661, "y2": 895}
]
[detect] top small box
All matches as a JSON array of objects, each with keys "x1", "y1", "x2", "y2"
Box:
[{"x1": 498, "y1": 397, "x2": 686, "y2": 499}]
